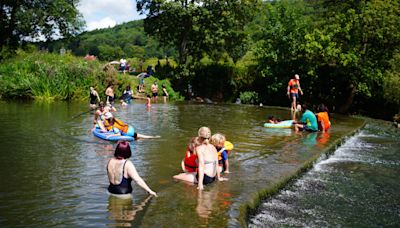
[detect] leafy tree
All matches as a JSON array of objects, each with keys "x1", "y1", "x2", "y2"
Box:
[
  {"x1": 136, "y1": 0, "x2": 259, "y2": 65},
  {"x1": 0, "y1": 0, "x2": 83, "y2": 50}
]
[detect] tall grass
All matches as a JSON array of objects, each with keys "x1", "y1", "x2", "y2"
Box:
[{"x1": 0, "y1": 51, "x2": 181, "y2": 102}]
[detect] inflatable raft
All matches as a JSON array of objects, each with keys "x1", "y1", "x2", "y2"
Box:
[
  {"x1": 263, "y1": 120, "x2": 294, "y2": 129},
  {"x1": 92, "y1": 127, "x2": 135, "y2": 141}
]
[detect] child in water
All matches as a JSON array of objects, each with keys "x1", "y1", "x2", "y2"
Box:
[
  {"x1": 181, "y1": 137, "x2": 200, "y2": 173},
  {"x1": 211, "y1": 133, "x2": 233, "y2": 174},
  {"x1": 268, "y1": 115, "x2": 282, "y2": 124},
  {"x1": 146, "y1": 95, "x2": 152, "y2": 107}
]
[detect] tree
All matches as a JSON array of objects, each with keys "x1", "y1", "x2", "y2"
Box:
[
  {"x1": 136, "y1": 0, "x2": 259, "y2": 65},
  {"x1": 0, "y1": 0, "x2": 83, "y2": 50}
]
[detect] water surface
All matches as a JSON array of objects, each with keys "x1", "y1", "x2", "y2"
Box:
[
  {"x1": 0, "y1": 101, "x2": 365, "y2": 226},
  {"x1": 250, "y1": 120, "x2": 400, "y2": 227}
]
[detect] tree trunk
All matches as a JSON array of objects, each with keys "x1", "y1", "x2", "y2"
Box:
[{"x1": 337, "y1": 83, "x2": 356, "y2": 114}]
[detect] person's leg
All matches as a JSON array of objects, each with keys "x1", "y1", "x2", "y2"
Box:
[
  {"x1": 136, "y1": 133, "x2": 161, "y2": 139},
  {"x1": 294, "y1": 123, "x2": 304, "y2": 132},
  {"x1": 173, "y1": 172, "x2": 197, "y2": 183}
]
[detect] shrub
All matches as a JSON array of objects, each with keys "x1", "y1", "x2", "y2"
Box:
[{"x1": 239, "y1": 91, "x2": 259, "y2": 104}]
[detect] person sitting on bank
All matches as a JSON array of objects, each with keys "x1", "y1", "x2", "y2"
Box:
[
  {"x1": 316, "y1": 103, "x2": 331, "y2": 132},
  {"x1": 107, "y1": 141, "x2": 157, "y2": 197},
  {"x1": 103, "y1": 112, "x2": 160, "y2": 139},
  {"x1": 293, "y1": 103, "x2": 318, "y2": 132}
]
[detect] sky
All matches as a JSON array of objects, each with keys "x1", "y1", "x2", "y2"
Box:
[{"x1": 77, "y1": 0, "x2": 145, "y2": 31}]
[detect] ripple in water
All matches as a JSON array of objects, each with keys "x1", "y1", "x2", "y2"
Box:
[{"x1": 249, "y1": 122, "x2": 400, "y2": 227}]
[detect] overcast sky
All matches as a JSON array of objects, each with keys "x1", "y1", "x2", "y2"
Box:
[{"x1": 78, "y1": 0, "x2": 145, "y2": 31}]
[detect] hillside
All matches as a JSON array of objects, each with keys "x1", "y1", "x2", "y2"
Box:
[{"x1": 44, "y1": 20, "x2": 177, "y2": 61}]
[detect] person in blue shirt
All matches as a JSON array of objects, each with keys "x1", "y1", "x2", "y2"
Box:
[{"x1": 293, "y1": 103, "x2": 318, "y2": 132}]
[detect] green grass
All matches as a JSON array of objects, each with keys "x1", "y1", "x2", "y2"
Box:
[{"x1": 0, "y1": 50, "x2": 182, "y2": 102}]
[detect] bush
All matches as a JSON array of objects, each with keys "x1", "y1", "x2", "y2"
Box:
[{"x1": 239, "y1": 91, "x2": 259, "y2": 104}]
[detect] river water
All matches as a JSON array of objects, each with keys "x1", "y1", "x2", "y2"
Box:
[
  {"x1": 249, "y1": 119, "x2": 400, "y2": 227},
  {"x1": 0, "y1": 101, "x2": 382, "y2": 227}
]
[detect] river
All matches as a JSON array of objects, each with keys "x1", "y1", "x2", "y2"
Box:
[
  {"x1": 0, "y1": 101, "x2": 388, "y2": 227},
  {"x1": 249, "y1": 119, "x2": 400, "y2": 227}
]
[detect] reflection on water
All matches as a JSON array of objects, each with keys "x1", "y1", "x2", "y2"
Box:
[
  {"x1": 196, "y1": 188, "x2": 219, "y2": 219},
  {"x1": 250, "y1": 121, "x2": 400, "y2": 227},
  {"x1": 107, "y1": 195, "x2": 152, "y2": 227}
]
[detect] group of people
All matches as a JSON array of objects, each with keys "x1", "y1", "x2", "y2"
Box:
[
  {"x1": 173, "y1": 127, "x2": 232, "y2": 190},
  {"x1": 105, "y1": 126, "x2": 233, "y2": 198},
  {"x1": 91, "y1": 101, "x2": 161, "y2": 197},
  {"x1": 278, "y1": 73, "x2": 331, "y2": 132},
  {"x1": 89, "y1": 81, "x2": 169, "y2": 110}
]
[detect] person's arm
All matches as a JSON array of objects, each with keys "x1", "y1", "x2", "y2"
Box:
[
  {"x1": 321, "y1": 119, "x2": 326, "y2": 132},
  {"x1": 163, "y1": 88, "x2": 169, "y2": 96},
  {"x1": 287, "y1": 82, "x2": 291, "y2": 97},
  {"x1": 181, "y1": 159, "x2": 187, "y2": 172},
  {"x1": 298, "y1": 82, "x2": 303, "y2": 95},
  {"x1": 95, "y1": 91, "x2": 100, "y2": 103},
  {"x1": 197, "y1": 149, "x2": 205, "y2": 190},
  {"x1": 126, "y1": 161, "x2": 157, "y2": 196},
  {"x1": 93, "y1": 110, "x2": 100, "y2": 124},
  {"x1": 136, "y1": 133, "x2": 161, "y2": 139}
]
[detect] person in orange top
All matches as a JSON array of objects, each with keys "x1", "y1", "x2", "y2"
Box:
[
  {"x1": 316, "y1": 104, "x2": 331, "y2": 132},
  {"x1": 287, "y1": 74, "x2": 303, "y2": 119}
]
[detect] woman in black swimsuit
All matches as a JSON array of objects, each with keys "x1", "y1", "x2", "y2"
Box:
[{"x1": 107, "y1": 141, "x2": 157, "y2": 196}]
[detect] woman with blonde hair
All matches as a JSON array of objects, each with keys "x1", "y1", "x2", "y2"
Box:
[{"x1": 173, "y1": 127, "x2": 227, "y2": 190}]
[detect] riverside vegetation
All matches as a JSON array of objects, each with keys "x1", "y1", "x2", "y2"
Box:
[{"x1": 0, "y1": 50, "x2": 182, "y2": 102}]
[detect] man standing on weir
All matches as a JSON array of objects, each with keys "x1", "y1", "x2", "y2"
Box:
[{"x1": 287, "y1": 74, "x2": 303, "y2": 120}]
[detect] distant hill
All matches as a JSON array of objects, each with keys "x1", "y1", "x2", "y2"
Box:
[{"x1": 44, "y1": 20, "x2": 177, "y2": 61}]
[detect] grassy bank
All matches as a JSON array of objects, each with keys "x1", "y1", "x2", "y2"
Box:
[{"x1": 0, "y1": 51, "x2": 182, "y2": 102}]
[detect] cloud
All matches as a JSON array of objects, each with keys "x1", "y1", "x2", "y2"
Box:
[
  {"x1": 78, "y1": 0, "x2": 144, "y2": 31},
  {"x1": 86, "y1": 17, "x2": 117, "y2": 31}
]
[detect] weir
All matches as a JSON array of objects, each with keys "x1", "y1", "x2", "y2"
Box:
[{"x1": 0, "y1": 101, "x2": 365, "y2": 227}]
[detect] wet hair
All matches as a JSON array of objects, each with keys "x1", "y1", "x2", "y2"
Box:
[
  {"x1": 211, "y1": 133, "x2": 226, "y2": 147},
  {"x1": 114, "y1": 141, "x2": 131, "y2": 159},
  {"x1": 198, "y1": 126, "x2": 211, "y2": 144},
  {"x1": 126, "y1": 86, "x2": 131, "y2": 90},
  {"x1": 268, "y1": 115, "x2": 274, "y2": 120},
  {"x1": 99, "y1": 101, "x2": 105, "y2": 108}
]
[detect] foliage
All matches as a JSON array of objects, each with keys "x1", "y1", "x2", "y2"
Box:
[
  {"x1": 239, "y1": 91, "x2": 259, "y2": 105},
  {"x1": 45, "y1": 20, "x2": 177, "y2": 61},
  {"x1": 0, "y1": 51, "x2": 181, "y2": 102},
  {"x1": 137, "y1": 0, "x2": 259, "y2": 65},
  {"x1": 383, "y1": 52, "x2": 400, "y2": 108},
  {"x1": 0, "y1": 0, "x2": 83, "y2": 52}
]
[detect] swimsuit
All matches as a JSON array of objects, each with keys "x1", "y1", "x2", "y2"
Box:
[
  {"x1": 106, "y1": 95, "x2": 114, "y2": 104},
  {"x1": 107, "y1": 160, "x2": 133, "y2": 194},
  {"x1": 196, "y1": 160, "x2": 216, "y2": 185},
  {"x1": 90, "y1": 91, "x2": 97, "y2": 104}
]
